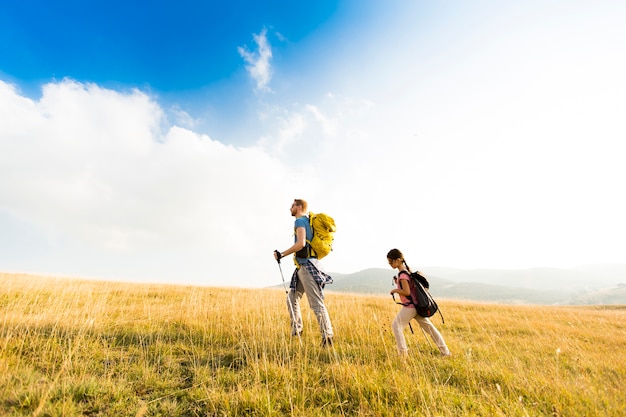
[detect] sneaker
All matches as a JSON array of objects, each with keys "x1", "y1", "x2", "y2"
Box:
[{"x1": 321, "y1": 337, "x2": 333, "y2": 347}]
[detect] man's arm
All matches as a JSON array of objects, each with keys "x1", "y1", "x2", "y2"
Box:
[{"x1": 274, "y1": 226, "x2": 306, "y2": 260}]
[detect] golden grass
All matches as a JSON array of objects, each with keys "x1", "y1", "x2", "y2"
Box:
[{"x1": 1, "y1": 272, "x2": 625, "y2": 416}]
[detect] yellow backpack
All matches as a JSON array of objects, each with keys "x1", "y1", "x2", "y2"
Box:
[{"x1": 307, "y1": 212, "x2": 336, "y2": 260}]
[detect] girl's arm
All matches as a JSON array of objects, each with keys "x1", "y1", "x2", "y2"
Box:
[{"x1": 390, "y1": 276, "x2": 411, "y2": 296}]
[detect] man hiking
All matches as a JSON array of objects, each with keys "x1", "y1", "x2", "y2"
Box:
[{"x1": 274, "y1": 199, "x2": 334, "y2": 346}]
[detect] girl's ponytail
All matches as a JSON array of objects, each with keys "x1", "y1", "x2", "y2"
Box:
[{"x1": 388, "y1": 249, "x2": 412, "y2": 273}]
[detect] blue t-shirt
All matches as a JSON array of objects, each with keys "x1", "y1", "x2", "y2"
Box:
[{"x1": 294, "y1": 216, "x2": 313, "y2": 264}]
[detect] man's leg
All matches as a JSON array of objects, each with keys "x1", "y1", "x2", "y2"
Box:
[
  {"x1": 298, "y1": 267, "x2": 334, "y2": 339},
  {"x1": 286, "y1": 279, "x2": 304, "y2": 336}
]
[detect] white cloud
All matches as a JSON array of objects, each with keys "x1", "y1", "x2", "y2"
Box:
[
  {"x1": 0, "y1": 79, "x2": 296, "y2": 285},
  {"x1": 244, "y1": 1, "x2": 626, "y2": 275},
  {"x1": 238, "y1": 28, "x2": 273, "y2": 92},
  {"x1": 169, "y1": 105, "x2": 198, "y2": 129},
  {"x1": 2, "y1": 1, "x2": 625, "y2": 288}
]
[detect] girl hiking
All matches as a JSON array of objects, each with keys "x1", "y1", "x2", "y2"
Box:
[{"x1": 387, "y1": 248, "x2": 451, "y2": 357}]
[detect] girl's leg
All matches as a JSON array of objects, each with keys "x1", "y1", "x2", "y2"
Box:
[
  {"x1": 415, "y1": 316, "x2": 450, "y2": 355},
  {"x1": 391, "y1": 307, "x2": 417, "y2": 355}
]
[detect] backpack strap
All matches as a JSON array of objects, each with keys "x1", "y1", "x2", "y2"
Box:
[
  {"x1": 295, "y1": 215, "x2": 313, "y2": 258},
  {"x1": 393, "y1": 270, "x2": 446, "y2": 324},
  {"x1": 306, "y1": 214, "x2": 315, "y2": 258},
  {"x1": 392, "y1": 270, "x2": 414, "y2": 307},
  {"x1": 400, "y1": 270, "x2": 418, "y2": 307}
]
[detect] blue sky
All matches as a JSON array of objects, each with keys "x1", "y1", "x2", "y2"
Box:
[
  {"x1": 2, "y1": 1, "x2": 341, "y2": 88},
  {"x1": 1, "y1": 1, "x2": 625, "y2": 287},
  {"x1": 1, "y1": 0, "x2": 354, "y2": 142}
]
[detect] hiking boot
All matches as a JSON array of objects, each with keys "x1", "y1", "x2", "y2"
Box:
[{"x1": 321, "y1": 337, "x2": 333, "y2": 347}]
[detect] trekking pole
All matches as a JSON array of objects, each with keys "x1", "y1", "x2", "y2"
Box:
[
  {"x1": 275, "y1": 250, "x2": 289, "y2": 294},
  {"x1": 275, "y1": 250, "x2": 301, "y2": 340},
  {"x1": 420, "y1": 327, "x2": 435, "y2": 350}
]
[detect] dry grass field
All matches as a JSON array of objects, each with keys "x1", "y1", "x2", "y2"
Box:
[{"x1": 1, "y1": 272, "x2": 625, "y2": 416}]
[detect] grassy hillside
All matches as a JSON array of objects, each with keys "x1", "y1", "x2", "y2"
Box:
[{"x1": 1, "y1": 272, "x2": 625, "y2": 416}]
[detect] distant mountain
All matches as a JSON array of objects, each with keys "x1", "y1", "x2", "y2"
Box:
[
  {"x1": 565, "y1": 284, "x2": 626, "y2": 305},
  {"x1": 570, "y1": 264, "x2": 626, "y2": 283},
  {"x1": 431, "y1": 282, "x2": 569, "y2": 305},
  {"x1": 324, "y1": 268, "x2": 444, "y2": 295},
  {"x1": 318, "y1": 265, "x2": 626, "y2": 305},
  {"x1": 325, "y1": 268, "x2": 568, "y2": 304},
  {"x1": 416, "y1": 266, "x2": 622, "y2": 291}
]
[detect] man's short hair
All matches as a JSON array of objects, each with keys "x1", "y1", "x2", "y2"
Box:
[{"x1": 294, "y1": 199, "x2": 308, "y2": 212}]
